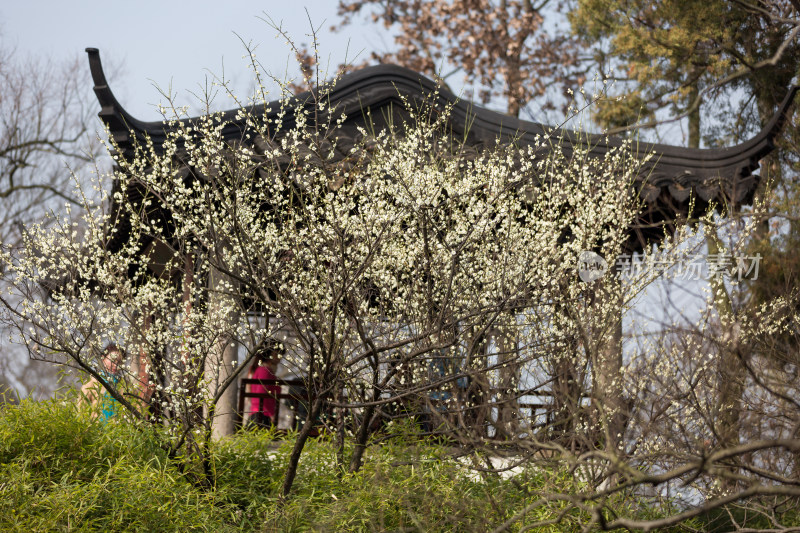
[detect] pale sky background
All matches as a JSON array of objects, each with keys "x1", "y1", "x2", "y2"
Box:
[
  {"x1": 1, "y1": 2, "x2": 377, "y2": 120},
  {"x1": 0, "y1": 2, "x2": 694, "y2": 134},
  {"x1": 0, "y1": 1, "x2": 591, "y2": 127}
]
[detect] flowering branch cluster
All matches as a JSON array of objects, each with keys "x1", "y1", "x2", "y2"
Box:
[{"x1": 0, "y1": 60, "x2": 649, "y2": 485}]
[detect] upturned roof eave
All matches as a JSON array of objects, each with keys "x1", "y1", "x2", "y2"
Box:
[{"x1": 88, "y1": 48, "x2": 796, "y2": 184}]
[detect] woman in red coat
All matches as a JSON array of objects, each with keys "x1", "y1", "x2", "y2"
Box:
[{"x1": 247, "y1": 341, "x2": 282, "y2": 429}]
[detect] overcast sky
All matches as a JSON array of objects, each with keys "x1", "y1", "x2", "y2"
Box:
[
  {"x1": 0, "y1": 2, "x2": 677, "y2": 134},
  {"x1": 1, "y1": 2, "x2": 377, "y2": 119}
]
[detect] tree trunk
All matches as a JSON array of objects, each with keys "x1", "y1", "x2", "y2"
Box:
[
  {"x1": 205, "y1": 267, "x2": 240, "y2": 439},
  {"x1": 209, "y1": 338, "x2": 238, "y2": 438},
  {"x1": 461, "y1": 327, "x2": 491, "y2": 439},
  {"x1": 549, "y1": 351, "x2": 583, "y2": 451},
  {"x1": 349, "y1": 402, "x2": 376, "y2": 473},
  {"x1": 706, "y1": 228, "x2": 743, "y2": 447},
  {"x1": 335, "y1": 383, "x2": 346, "y2": 476},
  {"x1": 282, "y1": 396, "x2": 325, "y2": 498},
  {"x1": 688, "y1": 84, "x2": 701, "y2": 150}
]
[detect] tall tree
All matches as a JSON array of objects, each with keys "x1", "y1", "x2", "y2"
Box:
[
  {"x1": 335, "y1": 0, "x2": 583, "y2": 117},
  {"x1": 333, "y1": 0, "x2": 635, "y2": 450},
  {"x1": 571, "y1": 0, "x2": 800, "y2": 475},
  {"x1": 0, "y1": 42, "x2": 105, "y2": 399},
  {"x1": 0, "y1": 44, "x2": 102, "y2": 244},
  {"x1": 569, "y1": 0, "x2": 800, "y2": 140}
]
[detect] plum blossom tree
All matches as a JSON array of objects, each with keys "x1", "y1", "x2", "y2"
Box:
[{"x1": 0, "y1": 55, "x2": 648, "y2": 492}]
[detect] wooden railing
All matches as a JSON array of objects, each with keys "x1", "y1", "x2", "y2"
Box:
[
  {"x1": 236, "y1": 378, "x2": 589, "y2": 437},
  {"x1": 236, "y1": 378, "x2": 317, "y2": 431}
]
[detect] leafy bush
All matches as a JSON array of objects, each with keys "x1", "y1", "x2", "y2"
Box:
[
  {"x1": 212, "y1": 427, "x2": 285, "y2": 519},
  {"x1": 0, "y1": 397, "x2": 233, "y2": 532},
  {"x1": 0, "y1": 398, "x2": 728, "y2": 532}
]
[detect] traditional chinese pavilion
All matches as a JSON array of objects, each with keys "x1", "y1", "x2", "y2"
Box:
[{"x1": 85, "y1": 48, "x2": 797, "y2": 438}]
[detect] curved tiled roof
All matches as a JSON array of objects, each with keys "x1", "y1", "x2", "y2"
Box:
[{"x1": 86, "y1": 48, "x2": 797, "y2": 252}]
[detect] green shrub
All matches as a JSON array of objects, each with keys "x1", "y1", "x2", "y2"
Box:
[
  {"x1": 0, "y1": 397, "x2": 234, "y2": 532},
  {"x1": 212, "y1": 427, "x2": 285, "y2": 522},
  {"x1": 0, "y1": 398, "x2": 758, "y2": 532},
  {"x1": 0, "y1": 395, "x2": 164, "y2": 475},
  {"x1": 257, "y1": 427, "x2": 603, "y2": 532}
]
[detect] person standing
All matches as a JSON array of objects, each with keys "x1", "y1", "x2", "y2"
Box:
[
  {"x1": 247, "y1": 341, "x2": 283, "y2": 429},
  {"x1": 80, "y1": 344, "x2": 124, "y2": 421}
]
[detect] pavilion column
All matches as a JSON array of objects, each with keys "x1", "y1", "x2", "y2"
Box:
[
  {"x1": 205, "y1": 266, "x2": 240, "y2": 439},
  {"x1": 492, "y1": 325, "x2": 520, "y2": 440},
  {"x1": 130, "y1": 311, "x2": 154, "y2": 416},
  {"x1": 591, "y1": 272, "x2": 628, "y2": 454},
  {"x1": 464, "y1": 327, "x2": 491, "y2": 438}
]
